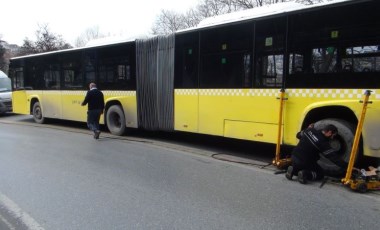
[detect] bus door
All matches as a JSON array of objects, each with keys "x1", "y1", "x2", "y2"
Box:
[
  {"x1": 10, "y1": 67, "x2": 30, "y2": 114},
  {"x1": 41, "y1": 64, "x2": 62, "y2": 119}
]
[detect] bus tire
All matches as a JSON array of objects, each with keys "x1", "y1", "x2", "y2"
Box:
[
  {"x1": 314, "y1": 118, "x2": 356, "y2": 176},
  {"x1": 32, "y1": 102, "x2": 46, "y2": 124},
  {"x1": 106, "y1": 105, "x2": 126, "y2": 136}
]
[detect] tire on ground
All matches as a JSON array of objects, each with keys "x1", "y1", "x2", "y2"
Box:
[
  {"x1": 106, "y1": 105, "x2": 126, "y2": 136},
  {"x1": 314, "y1": 118, "x2": 356, "y2": 176},
  {"x1": 32, "y1": 102, "x2": 46, "y2": 124}
]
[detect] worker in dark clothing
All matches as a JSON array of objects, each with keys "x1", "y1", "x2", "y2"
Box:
[
  {"x1": 286, "y1": 124, "x2": 344, "y2": 184},
  {"x1": 81, "y1": 83, "x2": 105, "y2": 139}
]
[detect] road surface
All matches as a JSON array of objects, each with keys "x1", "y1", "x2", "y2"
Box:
[{"x1": 0, "y1": 115, "x2": 378, "y2": 230}]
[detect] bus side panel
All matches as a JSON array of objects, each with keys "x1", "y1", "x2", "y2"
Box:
[
  {"x1": 282, "y1": 93, "x2": 311, "y2": 146},
  {"x1": 117, "y1": 92, "x2": 138, "y2": 128},
  {"x1": 61, "y1": 91, "x2": 88, "y2": 122},
  {"x1": 174, "y1": 89, "x2": 199, "y2": 132},
  {"x1": 12, "y1": 90, "x2": 29, "y2": 114},
  {"x1": 362, "y1": 103, "x2": 380, "y2": 158},
  {"x1": 198, "y1": 89, "x2": 280, "y2": 142},
  {"x1": 224, "y1": 120, "x2": 278, "y2": 143},
  {"x1": 41, "y1": 91, "x2": 62, "y2": 119}
]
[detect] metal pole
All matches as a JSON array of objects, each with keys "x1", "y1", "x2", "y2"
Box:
[
  {"x1": 273, "y1": 88, "x2": 287, "y2": 168},
  {"x1": 342, "y1": 90, "x2": 372, "y2": 185}
]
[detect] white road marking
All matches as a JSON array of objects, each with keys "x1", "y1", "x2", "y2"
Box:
[
  {"x1": 0, "y1": 213, "x2": 16, "y2": 230},
  {"x1": 0, "y1": 192, "x2": 45, "y2": 230}
]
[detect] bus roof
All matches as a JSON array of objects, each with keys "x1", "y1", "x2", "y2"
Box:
[{"x1": 177, "y1": 0, "x2": 364, "y2": 33}]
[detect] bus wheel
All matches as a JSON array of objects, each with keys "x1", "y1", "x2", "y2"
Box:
[
  {"x1": 32, "y1": 102, "x2": 46, "y2": 124},
  {"x1": 314, "y1": 119, "x2": 356, "y2": 176},
  {"x1": 106, "y1": 105, "x2": 126, "y2": 136}
]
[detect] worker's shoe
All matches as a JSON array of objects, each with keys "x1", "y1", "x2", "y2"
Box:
[
  {"x1": 285, "y1": 166, "x2": 294, "y2": 180},
  {"x1": 94, "y1": 130, "x2": 101, "y2": 139},
  {"x1": 298, "y1": 170, "x2": 308, "y2": 184}
]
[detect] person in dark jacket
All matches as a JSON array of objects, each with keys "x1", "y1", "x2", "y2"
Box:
[
  {"x1": 81, "y1": 83, "x2": 105, "y2": 139},
  {"x1": 285, "y1": 123, "x2": 342, "y2": 184}
]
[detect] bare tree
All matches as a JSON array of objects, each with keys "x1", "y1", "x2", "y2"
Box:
[
  {"x1": 18, "y1": 24, "x2": 72, "y2": 56},
  {"x1": 152, "y1": 10, "x2": 188, "y2": 35},
  {"x1": 0, "y1": 41, "x2": 7, "y2": 73},
  {"x1": 232, "y1": 0, "x2": 256, "y2": 8},
  {"x1": 232, "y1": 0, "x2": 292, "y2": 7},
  {"x1": 296, "y1": 0, "x2": 324, "y2": 4},
  {"x1": 18, "y1": 38, "x2": 37, "y2": 55},
  {"x1": 183, "y1": 9, "x2": 203, "y2": 28},
  {"x1": 196, "y1": 0, "x2": 234, "y2": 18},
  {"x1": 74, "y1": 26, "x2": 105, "y2": 47}
]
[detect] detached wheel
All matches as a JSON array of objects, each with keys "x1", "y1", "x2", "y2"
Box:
[
  {"x1": 32, "y1": 102, "x2": 46, "y2": 124},
  {"x1": 106, "y1": 105, "x2": 126, "y2": 136},
  {"x1": 314, "y1": 119, "x2": 356, "y2": 176}
]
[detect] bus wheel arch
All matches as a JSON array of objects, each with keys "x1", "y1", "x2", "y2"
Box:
[
  {"x1": 105, "y1": 104, "x2": 126, "y2": 136},
  {"x1": 32, "y1": 101, "x2": 46, "y2": 124}
]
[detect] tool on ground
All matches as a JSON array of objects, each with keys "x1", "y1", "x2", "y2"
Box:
[{"x1": 348, "y1": 166, "x2": 380, "y2": 193}]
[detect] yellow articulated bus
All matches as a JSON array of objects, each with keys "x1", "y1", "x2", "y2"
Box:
[{"x1": 10, "y1": 0, "x2": 380, "y2": 173}]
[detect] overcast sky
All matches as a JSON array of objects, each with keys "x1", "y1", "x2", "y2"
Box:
[{"x1": 1, "y1": 0, "x2": 199, "y2": 46}]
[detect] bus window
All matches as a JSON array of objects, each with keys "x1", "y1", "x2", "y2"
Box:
[
  {"x1": 243, "y1": 54, "x2": 251, "y2": 87},
  {"x1": 201, "y1": 52, "x2": 251, "y2": 88},
  {"x1": 257, "y1": 54, "x2": 283, "y2": 87},
  {"x1": 174, "y1": 32, "x2": 199, "y2": 89},
  {"x1": 312, "y1": 47, "x2": 337, "y2": 73},
  {"x1": 13, "y1": 67, "x2": 24, "y2": 89},
  {"x1": 84, "y1": 51, "x2": 96, "y2": 84},
  {"x1": 289, "y1": 53, "x2": 304, "y2": 74},
  {"x1": 63, "y1": 68, "x2": 83, "y2": 90},
  {"x1": 118, "y1": 65, "x2": 126, "y2": 80},
  {"x1": 254, "y1": 17, "x2": 286, "y2": 88},
  {"x1": 98, "y1": 60, "x2": 130, "y2": 90},
  {"x1": 97, "y1": 44, "x2": 135, "y2": 90},
  {"x1": 62, "y1": 52, "x2": 84, "y2": 90},
  {"x1": 44, "y1": 64, "x2": 60, "y2": 90},
  {"x1": 181, "y1": 46, "x2": 198, "y2": 88},
  {"x1": 200, "y1": 23, "x2": 253, "y2": 89},
  {"x1": 342, "y1": 45, "x2": 380, "y2": 73}
]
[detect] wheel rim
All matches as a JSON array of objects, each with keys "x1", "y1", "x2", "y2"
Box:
[
  {"x1": 111, "y1": 112, "x2": 121, "y2": 128},
  {"x1": 34, "y1": 107, "x2": 42, "y2": 120},
  {"x1": 330, "y1": 135, "x2": 345, "y2": 157}
]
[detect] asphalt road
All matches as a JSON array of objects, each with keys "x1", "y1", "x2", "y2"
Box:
[{"x1": 0, "y1": 114, "x2": 379, "y2": 230}]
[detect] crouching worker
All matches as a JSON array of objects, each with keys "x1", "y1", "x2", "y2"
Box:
[{"x1": 286, "y1": 123, "x2": 343, "y2": 184}]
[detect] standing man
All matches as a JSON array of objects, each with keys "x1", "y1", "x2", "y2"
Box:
[
  {"x1": 285, "y1": 123, "x2": 344, "y2": 184},
  {"x1": 81, "y1": 83, "x2": 105, "y2": 139}
]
